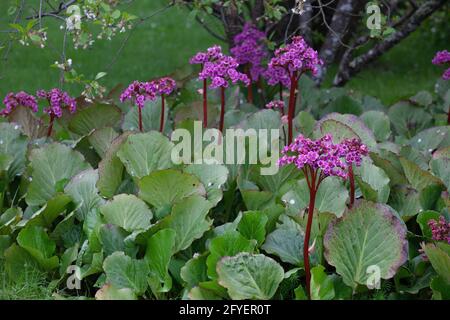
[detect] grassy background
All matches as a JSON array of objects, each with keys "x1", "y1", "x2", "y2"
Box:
[{"x1": 0, "y1": 1, "x2": 447, "y2": 106}]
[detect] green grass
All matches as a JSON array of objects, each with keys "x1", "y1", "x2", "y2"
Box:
[
  {"x1": 0, "y1": 1, "x2": 447, "y2": 106},
  {"x1": 0, "y1": 261, "x2": 53, "y2": 300}
]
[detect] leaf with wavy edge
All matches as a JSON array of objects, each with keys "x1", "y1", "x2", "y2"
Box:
[
  {"x1": 217, "y1": 253, "x2": 284, "y2": 300},
  {"x1": 324, "y1": 200, "x2": 408, "y2": 289}
]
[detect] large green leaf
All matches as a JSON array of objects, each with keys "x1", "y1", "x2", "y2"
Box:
[
  {"x1": 360, "y1": 111, "x2": 391, "y2": 142},
  {"x1": 409, "y1": 126, "x2": 449, "y2": 153},
  {"x1": 26, "y1": 143, "x2": 91, "y2": 206},
  {"x1": 117, "y1": 132, "x2": 174, "y2": 179},
  {"x1": 237, "y1": 211, "x2": 268, "y2": 246},
  {"x1": 206, "y1": 230, "x2": 256, "y2": 279},
  {"x1": 138, "y1": 169, "x2": 206, "y2": 213},
  {"x1": 159, "y1": 195, "x2": 213, "y2": 253},
  {"x1": 422, "y1": 243, "x2": 450, "y2": 284},
  {"x1": 184, "y1": 164, "x2": 228, "y2": 206},
  {"x1": 103, "y1": 251, "x2": 149, "y2": 295},
  {"x1": 22, "y1": 194, "x2": 72, "y2": 227},
  {"x1": 68, "y1": 103, "x2": 122, "y2": 136},
  {"x1": 181, "y1": 253, "x2": 209, "y2": 288},
  {"x1": 388, "y1": 101, "x2": 432, "y2": 137},
  {"x1": 101, "y1": 194, "x2": 153, "y2": 232},
  {"x1": 430, "y1": 157, "x2": 449, "y2": 191},
  {"x1": 97, "y1": 132, "x2": 131, "y2": 198},
  {"x1": 324, "y1": 200, "x2": 408, "y2": 289},
  {"x1": 399, "y1": 157, "x2": 443, "y2": 191},
  {"x1": 88, "y1": 127, "x2": 119, "y2": 158},
  {"x1": 282, "y1": 177, "x2": 348, "y2": 217},
  {"x1": 65, "y1": 169, "x2": 104, "y2": 221},
  {"x1": 4, "y1": 244, "x2": 41, "y2": 282},
  {"x1": 17, "y1": 225, "x2": 59, "y2": 270},
  {"x1": 99, "y1": 224, "x2": 137, "y2": 257},
  {"x1": 310, "y1": 265, "x2": 335, "y2": 300},
  {"x1": 7, "y1": 105, "x2": 46, "y2": 139},
  {"x1": 216, "y1": 253, "x2": 284, "y2": 300},
  {"x1": 313, "y1": 113, "x2": 378, "y2": 150},
  {"x1": 262, "y1": 217, "x2": 304, "y2": 266},
  {"x1": 355, "y1": 160, "x2": 390, "y2": 203},
  {"x1": 0, "y1": 122, "x2": 28, "y2": 180},
  {"x1": 145, "y1": 228, "x2": 176, "y2": 294}
]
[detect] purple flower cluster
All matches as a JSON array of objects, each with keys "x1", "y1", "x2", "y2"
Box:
[
  {"x1": 267, "y1": 36, "x2": 323, "y2": 82},
  {"x1": 432, "y1": 50, "x2": 450, "y2": 81},
  {"x1": 199, "y1": 54, "x2": 250, "y2": 89},
  {"x1": 1, "y1": 91, "x2": 38, "y2": 116},
  {"x1": 149, "y1": 77, "x2": 176, "y2": 96},
  {"x1": 342, "y1": 138, "x2": 369, "y2": 166},
  {"x1": 428, "y1": 216, "x2": 450, "y2": 244},
  {"x1": 120, "y1": 81, "x2": 157, "y2": 109},
  {"x1": 265, "y1": 100, "x2": 285, "y2": 110},
  {"x1": 190, "y1": 45, "x2": 223, "y2": 65},
  {"x1": 278, "y1": 134, "x2": 368, "y2": 179},
  {"x1": 264, "y1": 65, "x2": 291, "y2": 87},
  {"x1": 37, "y1": 89, "x2": 76, "y2": 118},
  {"x1": 230, "y1": 23, "x2": 267, "y2": 81}
]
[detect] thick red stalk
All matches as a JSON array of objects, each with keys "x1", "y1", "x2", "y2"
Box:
[
  {"x1": 287, "y1": 73, "x2": 298, "y2": 145},
  {"x1": 304, "y1": 174, "x2": 317, "y2": 300},
  {"x1": 219, "y1": 87, "x2": 225, "y2": 132},
  {"x1": 447, "y1": 108, "x2": 450, "y2": 125},
  {"x1": 47, "y1": 114, "x2": 55, "y2": 138},
  {"x1": 160, "y1": 94, "x2": 165, "y2": 133},
  {"x1": 349, "y1": 164, "x2": 355, "y2": 208},
  {"x1": 203, "y1": 79, "x2": 208, "y2": 128},
  {"x1": 246, "y1": 65, "x2": 254, "y2": 104},
  {"x1": 279, "y1": 83, "x2": 283, "y2": 101},
  {"x1": 138, "y1": 107, "x2": 143, "y2": 132}
]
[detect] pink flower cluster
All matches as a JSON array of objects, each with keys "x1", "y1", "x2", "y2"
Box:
[
  {"x1": 200, "y1": 56, "x2": 250, "y2": 89},
  {"x1": 231, "y1": 23, "x2": 267, "y2": 81},
  {"x1": 342, "y1": 137, "x2": 369, "y2": 166},
  {"x1": 149, "y1": 77, "x2": 176, "y2": 96},
  {"x1": 432, "y1": 50, "x2": 450, "y2": 80},
  {"x1": 278, "y1": 134, "x2": 368, "y2": 179},
  {"x1": 266, "y1": 36, "x2": 323, "y2": 85},
  {"x1": 190, "y1": 45, "x2": 223, "y2": 65},
  {"x1": 120, "y1": 81, "x2": 157, "y2": 109},
  {"x1": 428, "y1": 216, "x2": 450, "y2": 244},
  {"x1": 37, "y1": 89, "x2": 76, "y2": 118},
  {"x1": 265, "y1": 100, "x2": 285, "y2": 110},
  {"x1": 120, "y1": 77, "x2": 176, "y2": 108},
  {"x1": 1, "y1": 91, "x2": 38, "y2": 116}
]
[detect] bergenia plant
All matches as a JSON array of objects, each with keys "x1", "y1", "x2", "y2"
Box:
[
  {"x1": 36, "y1": 89, "x2": 77, "y2": 137},
  {"x1": 231, "y1": 23, "x2": 267, "y2": 104},
  {"x1": 190, "y1": 45, "x2": 224, "y2": 128},
  {"x1": 199, "y1": 52, "x2": 250, "y2": 132},
  {"x1": 120, "y1": 81, "x2": 157, "y2": 132},
  {"x1": 267, "y1": 36, "x2": 323, "y2": 144},
  {"x1": 432, "y1": 50, "x2": 450, "y2": 124},
  {"x1": 1, "y1": 91, "x2": 38, "y2": 117},
  {"x1": 148, "y1": 77, "x2": 176, "y2": 133},
  {"x1": 278, "y1": 134, "x2": 368, "y2": 298}
]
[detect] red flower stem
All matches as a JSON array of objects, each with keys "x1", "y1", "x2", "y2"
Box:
[
  {"x1": 279, "y1": 83, "x2": 283, "y2": 101},
  {"x1": 287, "y1": 73, "x2": 298, "y2": 145},
  {"x1": 447, "y1": 107, "x2": 450, "y2": 125},
  {"x1": 349, "y1": 164, "x2": 355, "y2": 208},
  {"x1": 304, "y1": 171, "x2": 317, "y2": 300},
  {"x1": 203, "y1": 79, "x2": 208, "y2": 128},
  {"x1": 219, "y1": 87, "x2": 225, "y2": 132},
  {"x1": 47, "y1": 114, "x2": 55, "y2": 138},
  {"x1": 138, "y1": 107, "x2": 143, "y2": 132},
  {"x1": 160, "y1": 94, "x2": 165, "y2": 133},
  {"x1": 246, "y1": 65, "x2": 253, "y2": 104}
]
